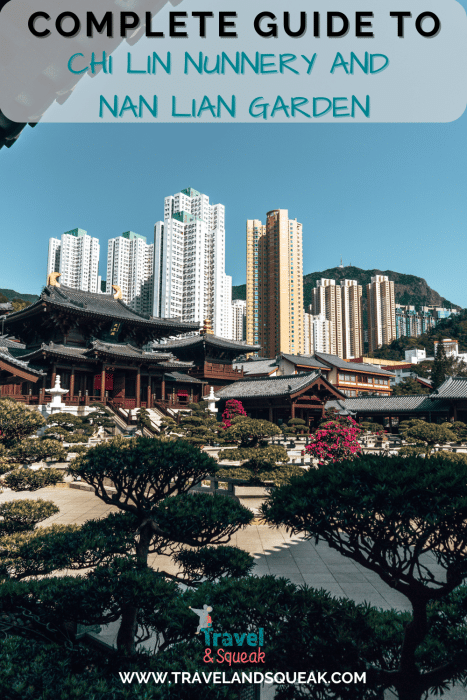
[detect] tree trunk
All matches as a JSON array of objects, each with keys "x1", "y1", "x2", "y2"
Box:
[
  {"x1": 395, "y1": 597, "x2": 428, "y2": 700},
  {"x1": 396, "y1": 683, "x2": 423, "y2": 700},
  {"x1": 116, "y1": 522, "x2": 152, "y2": 655}
]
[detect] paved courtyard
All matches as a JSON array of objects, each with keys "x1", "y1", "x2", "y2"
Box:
[{"x1": 1, "y1": 485, "x2": 465, "y2": 698}]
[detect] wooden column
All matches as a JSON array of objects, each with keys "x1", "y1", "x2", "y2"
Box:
[
  {"x1": 70, "y1": 367, "x2": 75, "y2": 399},
  {"x1": 161, "y1": 376, "x2": 165, "y2": 401},
  {"x1": 40, "y1": 377, "x2": 46, "y2": 404},
  {"x1": 291, "y1": 401, "x2": 296, "y2": 419},
  {"x1": 51, "y1": 364, "x2": 57, "y2": 387},
  {"x1": 269, "y1": 406, "x2": 274, "y2": 423},
  {"x1": 136, "y1": 366, "x2": 141, "y2": 408},
  {"x1": 100, "y1": 365, "x2": 106, "y2": 402},
  {"x1": 147, "y1": 382, "x2": 151, "y2": 408}
]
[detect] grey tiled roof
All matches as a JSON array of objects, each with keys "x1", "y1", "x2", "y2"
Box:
[
  {"x1": 20, "y1": 341, "x2": 182, "y2": 366},
  {"x1": 164, "y1": 371, "x2": 204, "y2": 384},
  {"x1": 326, "y1": 395, "x2": 450, "y2": 414},
  {"x1": 162, "y1": 334, "x2": 260, "y2": 353},
  {"x1": 19, "y1": 344, "x2": 90, "y2": 362},
  {"x1": 0, "y1": 348, "x2": 44, "y2": 376},
  {"x1": 280, "y1": 353, "x2": 330, "y2": 371},
  {"x1": 91, "y1": 341, "x2": 173, "y2": 360},
  {"x1": 234, "y1": 359, "x2": 278, "y2": 376},
  {"x1": 315, "y1": 352, "x2": 395, "y2": 377},
  {"x1": 434, "y1": 377, "x2": 467, "y2": 399},
  {"x1": 0, "y1": 336, "x2": 26, "y2": 350},
  {"x1": 216, "y1": 372, "x2": 339, "y2": 399},
  {"x1": 5, "y1": 285, "x2": 198, "y2": 332}
]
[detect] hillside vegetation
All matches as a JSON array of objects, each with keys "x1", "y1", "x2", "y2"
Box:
[{"x1": 370, "y1": 309, "x2": 467, "y2": 361}]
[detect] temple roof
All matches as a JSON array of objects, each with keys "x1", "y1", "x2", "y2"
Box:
[
  {"x1": 0, "y1": 348, "x2": 45, "y2": 382},
  {"x1": 234, "y1": 358, "x2": 279, "y2": 376},
  {"x1": 314, "y1": 352, "x2": 395, "y2": 377},
  {"x1": 164, "y1": 371, "x2": 204, "y2": 384},
  {"x1": 3, "y1": 285, "x2": 198, "y2": 334},
  {"x1": 325, "y1": 395, "x2": 450, "y2": 414},
  {"x1": 433, "y1": 376, "x2": 467, "y2": 399},
  {"x1": 216, "y1": 372, "x2": 345, "y2": 400},
  {"x1": 161, "y1": 334, "x2": 260, "y2": 353},
  {"x1": 17, "y1": 341, "x2": 188, "y2": 366},
  {"x1": 280, "y1": 353, "x2": 331, "y2": 371},
  {"x1": 0, "y1": 336, "x2": 26, "y2": 350},
  {"x1": 90, "y1": 340, "x2": 173, "y2": 361}
]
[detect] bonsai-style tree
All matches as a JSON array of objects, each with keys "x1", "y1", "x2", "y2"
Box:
[
  {"x1": 450, "y1": 420, "x2": 467, "y2": 443},
  {"x1": 177, "y1": 409, "x2": 221, "y2": 446},
  {"x1": 359, "y1": 421, "x2": 385, "y2": 436},
  {"x1": 69, "y1": 437, "x2": 253, "y2": 654},
  {"x1": 223, "y1": 417, "x2": 281, "y2": 448},
  {"x1": 0, "y1": 398, "x2": 45, "y2": 447},
  {"x1": 306, "y1": 418, "x2": 361, "y2": 464},
  {"x1": 284, "y1": 417, "x2": 308, "y2": 435},
  {"x1": 399, "y1": 419, "x2": 456, "y2": 458},
  {"x1": 45, "y1": 412, "x2": 84, "y2": 433},
  {"x1": 135, "y1": 407, "x2": 153, "y2": 434},
  {"x1": 7, "y1": 438, "x2": 66, "y2": 467},
  {"x1": 263, "y1": 453, "x2": 467, "y2": 700},
  {"x1": 81, "y1": 403, "x2": 115, "y2": 435}
]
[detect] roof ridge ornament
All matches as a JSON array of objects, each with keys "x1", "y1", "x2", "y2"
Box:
[
  {"x1": 46, "y1": 272, "x2": 61, "y2": 287},
  {"x1": 112, "y1": 285, "x2": 123, "y2": 300},
  {"x1": 200, "y1": 318, "x2": 214, "y2": 335}
]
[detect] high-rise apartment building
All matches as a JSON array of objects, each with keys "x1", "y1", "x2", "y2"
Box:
[
  {"x1": 47, "y1": 228, "x2": 100, "y2": 293},
  {"x1": 232, "y1": 299, "x2": 246, "y2": 342},
  {"x1": 311, "y1": 278, "x2": 363, "y2": 359},
  {"x1": 106, "y1": 232, "x2": 154, "y2": 314},
  {"x1": 246, "y1": 210, "x2": 304, "y2": 357},
  {"x1": 312, "y1": 279, "x2": 343, "y2": 358},
  {"x1": 153, "y1": 188, "x2": 232, "y2": 338},
  {"x1": 367, "y1": 275, "x2": 396, "y2": 352},
  {"x1": 340, "y1": 279, "x2": 363, "y2": 359},
  {"x1": 304, "y1": 312, "x2": 331, "y2": 354}
]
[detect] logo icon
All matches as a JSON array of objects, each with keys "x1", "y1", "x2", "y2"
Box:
[{"x1": 189, "y1": 604, "x2": 213, "y2": 634}]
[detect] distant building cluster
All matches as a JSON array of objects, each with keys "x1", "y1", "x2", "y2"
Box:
[
  {"x1": 46, "y1": 192, "x2": 457, "y2": 355},
  {"x1": 46, "y1": 188, "x2": 246, "y2": 341}
]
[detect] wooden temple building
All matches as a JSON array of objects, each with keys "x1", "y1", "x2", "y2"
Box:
[
  {"x1": 0, "y1": 284, "x2": 257, "y2": 413},
  {"x1": 216, "y1": 372, "x2": 347, "y2": 427}
]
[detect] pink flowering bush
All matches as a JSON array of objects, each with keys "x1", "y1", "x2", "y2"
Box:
[
  {"x1": 222, "y1": 399, "x2": 247, "y2": 429},
  {"x1": 306, "y1": 418, "x2": 362, "y2": 465}
]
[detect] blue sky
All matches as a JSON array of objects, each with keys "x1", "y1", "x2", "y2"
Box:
[{"x1": 2, "y1": 3, "x2": 467, "y2": 306}]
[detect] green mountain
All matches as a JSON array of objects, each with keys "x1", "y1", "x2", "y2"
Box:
[
  {"x1": 0, "y1": 288, "x2": 39, "y2": 304},
  {"x1": 233, "y1": 267, "x2": 460, "y2": 311},
  {"x1": 232, "y1": 284, "x2": 246, "y2": 301}
]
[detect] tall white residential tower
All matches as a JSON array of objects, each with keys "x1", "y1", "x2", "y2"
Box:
[
  {"x1": 153, "y1": 187, "x2": 232, "y2": 338},
  {"x1": 106, "y1": 232, "x2": 154, "y2": 314},
  {"x1": 47, "y1": 228, "x2": 100, "y2": 293}
]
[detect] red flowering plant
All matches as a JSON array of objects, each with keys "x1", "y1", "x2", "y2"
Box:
[
  {"x1": 221, "y1": 399, "x2": 247, "y2": 429},
  {"x1": 305, "y1": 417, "x2": 362, "y2": 465}
]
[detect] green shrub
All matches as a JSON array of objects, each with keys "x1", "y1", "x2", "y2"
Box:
[
  {"x1": 0, "y1": 498, "x2": 59, "y2": 533},
  {"x1": 66, "y1": 444, "x2": 90, "y2": 455},
  {"x1": 62, "y1": 433, "x2": 88, "y2": 444},
  {"x1": 218, "y1": 445, "x2": 288, "y2": 463},
  {"x1": 217, "y1": 463, "x2": 305, "y2": 486},
  {"x1": 3, "y1": 468, "x2": 63, "y2": 492}
]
